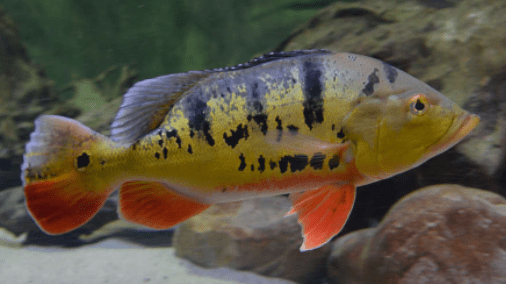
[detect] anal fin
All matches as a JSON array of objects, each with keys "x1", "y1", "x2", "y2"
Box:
[
  {"x1": 118, "y1": 181, "x2": 210, "y2": 229},
  {"x1": 288, "y1": 184, "x2": 356, "y2": 251}
]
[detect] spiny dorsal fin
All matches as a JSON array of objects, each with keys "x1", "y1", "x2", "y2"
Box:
[
  {"x1": 209, "y1": 49, "x2": 331, "y2": 72},
  {"x1": 111, "y1": 49, "x2": 331, "y2": 143},
  {"x1": 111, "y1": 71, "x2": 211, "y2": 143}
]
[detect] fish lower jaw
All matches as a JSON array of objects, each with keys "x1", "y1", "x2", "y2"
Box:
[{"x1": 424, "y1": 112, "x2": 480, "y2": 158}]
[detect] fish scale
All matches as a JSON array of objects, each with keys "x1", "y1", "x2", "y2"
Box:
[{"x1": 21, "y1": 49, "x2": 479, "y2": 251}]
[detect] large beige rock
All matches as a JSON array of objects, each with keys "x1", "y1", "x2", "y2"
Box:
[
  {"x1": 328, "y1": 184, "x2": 506, "y2": 284},
  {"x1": 173, "y1": 196, "x2": 330, "y2": 284}
]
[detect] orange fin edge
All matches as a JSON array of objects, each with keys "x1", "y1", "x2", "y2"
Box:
[
  {"x1": 24, "y1": 173, "x2": 113, "y2": 235},
  {"x1": 118, "y1": 181, "x2": 210, "y2": 229},
  {"x1": 290, "y1": 184, "x2": 356, "y2": 251}
]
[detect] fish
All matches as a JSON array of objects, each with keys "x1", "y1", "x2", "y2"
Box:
[{"x1": 21, "y1": 49, "x2": 479, "y2": 251}]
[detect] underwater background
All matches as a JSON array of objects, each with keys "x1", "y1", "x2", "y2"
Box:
[{"x1": 1, "y1": 0, "x2": 506, "y2": 283}]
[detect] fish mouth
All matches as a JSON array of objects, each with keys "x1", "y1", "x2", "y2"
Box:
[{"x1": 425, "y1": 112, "x2": 480, "y2": 156}]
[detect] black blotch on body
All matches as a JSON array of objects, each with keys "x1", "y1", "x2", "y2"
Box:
[
  {"x1": 187, "y1": 144, "x2": 193, "y2": 154},
  {"x1": 383, "y1": 63, "x2": 398, "y2": 83},
  {"x1": 238, "y1": 153, "x2": 246, "y2": 171},
  {"x1": 258, "y1": 155, "x2": 266, "y2": 173},
  {"x1": 187, "y1": 96, "x2": 208, "y2": 131},
  {"x1": 251, "y1": 164, "x2": 254, "y2": 171},
  {"x1": 275, "y1": 116, "x2": 283, "y2": 130},
  {"x1": 310, "y1": 153, "x2": 325, "y2": 170},
  {"x1": 362, "y1": 68, "x2": 380, "y2": 96},
  {"x1": 279, "y1": 155, "x2": 309, "y2": 174},
  {"x1": 190, "y1": 130, "x2": 195, "y2": 138},
  {"x1": 328, "y1": 154, "x2": 340, "y2": 170},
  {"x1": 158, "y1": 139, "x2": 163, "y2": 147},
  {"x1": 203, "y1": 121, "x2": 215, "y2": 146},
  {"x1": 275, "y1": 116, "x2": 283, "y2": 142},
  {"x1": 76, "y1": 153, "x2": 90, "y2": 169},
  {"x1": 302, "y1": 61, "x2": 324, "y2": 130},
  {"x1": 154, "y1": 152, "x2": 160, "y2": 159},
  {"x1": 251, "y1": 82, "x2": 260, "y2": 99},
  {"x1": 253, "y1": 101, "x2": 263, "y2": 112},
  {"x1": 223, "y1": 124, "x2": 249, "y2": 148},
  {"x1": 251, "y1": 114, "x2": 268, "y2": 135},
  {"x1": 131, "y1": 142, "x2": 139, "y2": 151},
  {"x1": 332, "y1": 124, "x2": 335, "y2": 131},
  {"x1": 163, "y1": 147, "x2": 168, "y2": 159},
  {"x1": 186, "y1": 94, "x2": 215, "y2": 146},
  {"x1": 269, "y1": 160, "x2": 277, "y2": 170},
  {"x1": 287, "y1": 125, "x2": 299, "y2": 134},
  {"x1": 166, "y1": 129, "x2": 182, "y2": 149}
]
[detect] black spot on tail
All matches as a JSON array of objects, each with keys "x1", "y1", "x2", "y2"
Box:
[
  {"x1": 238, "y1": 153, "x2": 246, "y2": 171},
  {"x1": 76, "y1": 153, "x2": 90, "y2": 169},
  {"x1": 302, "y1": 61, "x2": 324, "y2": 130},
  {"x1": 187, "y1": 144, "x2": 193, "y2": 154},
  {"x1": 310, "y1": 153, "x2": 325, "y2": 170},
  {"x1": 223, "y1": 124, "x2": 249, "y2": 148},
  {"x1": 383, "y1": 63, "x2": 398, "y2": 83},
  {"x1": 154, "y1": 152, "x2": 160, "y2": 159},
  {"x1": 163, "y1": 147, "x2": 168, "y2": 159},
  {"x1": 362, "y1": 68, "x2": 380, "y2": 96}
]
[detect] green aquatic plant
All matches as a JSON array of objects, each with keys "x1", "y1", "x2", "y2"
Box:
[{"x1": 1, "y1": 0, "x2": 353, "y2": 94}]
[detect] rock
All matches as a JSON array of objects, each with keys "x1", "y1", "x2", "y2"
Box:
[
  {"x1": 173, "y1": 196, "x2": 330, "y2": 284},
  {"x1": 328, "y1": 184, "x2": 506, "y2": 284},
  {"x1": 277, "y1": 0, "x2": 506, "y2": 107}
]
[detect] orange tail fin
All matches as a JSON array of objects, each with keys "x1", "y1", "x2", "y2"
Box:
[
  {"x1": 118, "y1": 181, "x2": 210, "y2": 229},
  {"x1": 288, "y1": 184, "x2": 356, "y2": 251},
  {"x1": 22, "y1": 115, "x2": 115, "y2": 234}
]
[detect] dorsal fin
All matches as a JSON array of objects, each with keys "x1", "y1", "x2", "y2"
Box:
[
  {"x1": 208, "y1": 49, "x2": 331, "y2": 72},
  {"x1": 111, "y1": 71, "x2": 211, "y2": 143},
  {"x1": 111, "y1": 49, "x2": 332, "y2": 143}
]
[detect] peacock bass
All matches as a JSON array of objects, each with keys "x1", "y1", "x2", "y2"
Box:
[{"x1": 21, "y1": 50, "x2": 479, "y2": 251}]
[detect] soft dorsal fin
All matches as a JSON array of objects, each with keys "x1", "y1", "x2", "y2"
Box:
[{"x1": 111, "y1": 71, "x2": 211, "y2": 143}]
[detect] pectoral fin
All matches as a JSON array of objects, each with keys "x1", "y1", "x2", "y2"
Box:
[
  {"x1": 118, "y1": 181, "x2": 210, "y2": 229},
  {"x1": 288, "y1": 184, "x2": 356, "y2": 251}
]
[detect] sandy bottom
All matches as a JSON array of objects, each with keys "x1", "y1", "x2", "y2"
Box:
[{"x1": 0, "y1": 239, "x2": 295, "y2": 284}]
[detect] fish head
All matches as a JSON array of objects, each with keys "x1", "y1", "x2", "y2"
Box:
[{"x1": 343, "y1": 87, "x2": 480, "y2": 180}]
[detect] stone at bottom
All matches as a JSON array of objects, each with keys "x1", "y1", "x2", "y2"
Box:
[
  {"x1": 173, "y1": 196, "x2": 330, "y2": 284},
  {"x1": 328, "y1": 184, "x2": 506, "y2": 284}
]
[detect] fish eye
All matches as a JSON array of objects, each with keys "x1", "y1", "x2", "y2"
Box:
[{"x1": 409, "y1": 95, "x2": 429, "y2": 115}]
